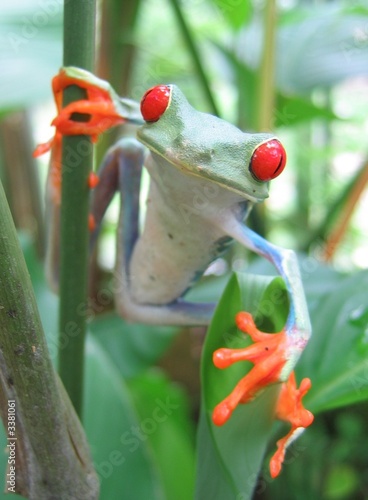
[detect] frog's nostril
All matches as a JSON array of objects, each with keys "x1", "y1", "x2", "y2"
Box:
[
  {"x1": 249, "y1": 139, "x2": 287, "y2": 182},
  {"x1": 140, "y1": 85, "x2": 171, "y2": 122}
]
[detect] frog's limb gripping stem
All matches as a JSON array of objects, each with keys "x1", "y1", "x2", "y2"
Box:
[
  {"x1": 34, "y1": 66, "x2": 143, "y2": 159},
  {"x1": 212, "y1": 312, "x2": 313, "y2": 478}
]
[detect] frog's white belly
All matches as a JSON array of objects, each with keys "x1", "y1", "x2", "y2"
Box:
[
  {"x1": 129, "y1": 202, "x2": 230, "y2": 305},
  {"x1": 127, "y1": 153, "x2": 248, "y2": 305}
]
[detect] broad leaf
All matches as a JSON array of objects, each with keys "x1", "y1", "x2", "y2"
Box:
[
  {"x1": 128, "y1": 370, "x2": 196, "y2": 500},
  {"x1": 297, "y1": 270, "x2": 368, "y2": 413},
  {"x1": 213, "y1": 43, "x2": 337, "y2": 130},
  {"x1": 195, "y1": 272, "x2": 289, "y2": 499},
  {"x1": 209, "y1": 0, "x2": 252, "y2": 30},
  {"x1": 89, "y1": 313, "x2": 178, "y2": 379},
  {"x1": 83, "y1": 336, "x2": 165, "y2": 500},
  {"x1": 235, "y1": 4, "x2": 368, "y2": 94}
]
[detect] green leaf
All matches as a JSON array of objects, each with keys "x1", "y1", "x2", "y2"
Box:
[
  {"x1": 209, "y1": 0, "x2": 252, "y2": 30},
  {"x1": 128, "y1": 370, "x2": 196, "y2": 500},
  {"x1": 89, "y1": 313, "x2": 178, "y2": 379},
  {"x1": 298, "y1": 270, "x2": 368, "y2": 413},
  {"x1": 195, "y1": 272, "x2": 289, "y2": 499},
  {"x1": 276, "y1": 5, "x2": 368, "y2": 93},
  {"x1": 213, "y1": 43, "x2": 337, "y2": 129},
  {"x1": 275, "y1": 94, "x2": 337, "y2": 128},
  {"x1": 235, "y1": 5, "x2": 368, "y2": 94},
  {"x1": 83, "y1": 336, "x2": 165, "y2": 500},
  {"x1": 323, "y1": 464, "x2": 359, "y2": 499}
]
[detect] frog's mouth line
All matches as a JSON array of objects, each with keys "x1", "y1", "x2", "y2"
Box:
[{"x1": 137, "y1": 135, "x2": 268, "y2": 205}]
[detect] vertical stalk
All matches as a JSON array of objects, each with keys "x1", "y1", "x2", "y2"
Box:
[
  {"x1": 250, "y1": 0, "x2": 277, "y2": 237},
  {"x1": 168, "y1": 0, "x2": 220, "y2": 116},
  {"x1": 58, "y1": 0, "x2": 96, "y2": 416},
  {"x1": 0, "y1": 179, "x2": 99, "y2": 499},
  {"x1": 256, "y1": 0, "x2": 277, "y2": 132}
]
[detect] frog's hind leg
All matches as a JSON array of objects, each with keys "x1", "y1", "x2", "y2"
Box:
[
  {"x1": 91, "y1": 138, "x2": 214, "y2": 327},
  {"x1": 90, "y1": 137, "x2": 143, "y2": 260}
]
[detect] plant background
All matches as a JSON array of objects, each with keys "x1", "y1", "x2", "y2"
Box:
[{"x1": 1, "y1": 0, "x2": 368, "y2": 498}]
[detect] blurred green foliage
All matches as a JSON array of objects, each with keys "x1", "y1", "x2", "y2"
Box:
[{"x1": 1, "y1": 0, "x2": 368, "y2": 498}]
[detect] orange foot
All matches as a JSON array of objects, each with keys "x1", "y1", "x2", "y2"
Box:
[
  {"x1": 33, "y1": 69, "x2": 113, "y2": 205},
  {"x1": 212, "y1": 312, "x2": 288, "y2": 425},
  {"x1": 212, "y1": 311, "x2": 313, "y2": 478},
  {"x1": 34, "y1": 68, "x2": 125, "y2": 157},
  {"x1": 270, "y1": 372, "x2": 313, "y2": 478}
]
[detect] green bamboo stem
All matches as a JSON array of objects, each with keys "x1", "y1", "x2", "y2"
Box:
[
  {"x1": 168, "y1": 0, "x2": 220, "y2": 116},
  {"x1": 250, "y1": 0, "x2": 277, "y2": 237},
  {"x1": 0, "y1": 179, "x2": 99, "y2": 499},
  {"x1": 257, "y1": 0, "x2": 277, "y2": 132},
  {"x1": 58, "y1": 0, "x2": 96, "y2": 416}
]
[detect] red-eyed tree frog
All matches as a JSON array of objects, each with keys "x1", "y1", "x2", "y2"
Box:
[{"x1": 34, "y1": 67, "x2": 313, "y2": 478}]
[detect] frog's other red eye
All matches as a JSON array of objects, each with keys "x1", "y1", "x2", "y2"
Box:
[
  {"x1": 140, "y1": 85, "x2": 171, "y2": 122},
  {"x1": 249, "y1": 139, "x2": 287, "y2": 182}
]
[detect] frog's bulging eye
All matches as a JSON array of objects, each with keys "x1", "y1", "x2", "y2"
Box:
[
  {"x1": 140, "y1": 85, "x2": 171, "y2": 122},
  {"x1": 250, "y1": 139, "x2": 287, "y2": 182}
]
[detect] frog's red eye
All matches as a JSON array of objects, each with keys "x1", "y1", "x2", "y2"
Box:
[
  {"x1": 249, "y1": 139, "x2": 287, "y2": 182},
  {"x1": 140, "y1": 85, "x2": 171, "y2": 122}
]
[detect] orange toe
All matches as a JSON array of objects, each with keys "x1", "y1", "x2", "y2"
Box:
[
  {"x1": 88, "y1": 172, "x2": 100, "y2": 189},
  {"x1": 212, "y1": 312, "x2": 287, "y2": 425},
  {"x1": 269, "y1": 372, "x2": 314, "y2": 478}
]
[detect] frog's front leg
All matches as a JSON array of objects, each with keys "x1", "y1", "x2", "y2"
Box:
[
  {"x1": 212, "y1": 218, "x2": 311, "y2": 414},
  {"x1": 91, "y1": 140, "x2": 215, "y2": 326},
  {"x1": 210, "y1": 216, "x2": 313, "y2": 476}
]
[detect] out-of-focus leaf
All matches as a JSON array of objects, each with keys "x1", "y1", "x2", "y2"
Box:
[
  {"x1": 298, "y1": 270, "x2": 368, "y2": 413},
  {"x1": 212, "y1": 42, "x2": 258, "y2": 128},
  {"x1": 247, "y1": 254, "x2": 347, "y2": 315},
  {"x1": 89, "y1": 313, "x2": 178, "y2": 379},
  {"x1": 235, "y1": 4, "x2": 368, "y2": 94},
  {"x1": 0, "y1": 1, "x2": 62, "y2": 110},
  {"x1": 275, "y1": 94, "x2": 337, "y2": 128},
  {"x1": 128, "y1": 370, "x2": 196, "y2": 500},
  {"x1": 83, "y1": 336, "x2": 165, "y2": 500},
  {"x1": 209, "y1": 0, "x2": 252, "y2": 30},
  {"x1": 195, "y1": 272, "x2": 289, "y2": 500},
  {"x1": 323, "y1": 464, "x2": 359, "y2": 499},
  {"x1": 214, "y1": 43, "x2": 337, "y2": 129},
  {"x1": 185, "y1": 272, "x2": 229, "y2": 303}
]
